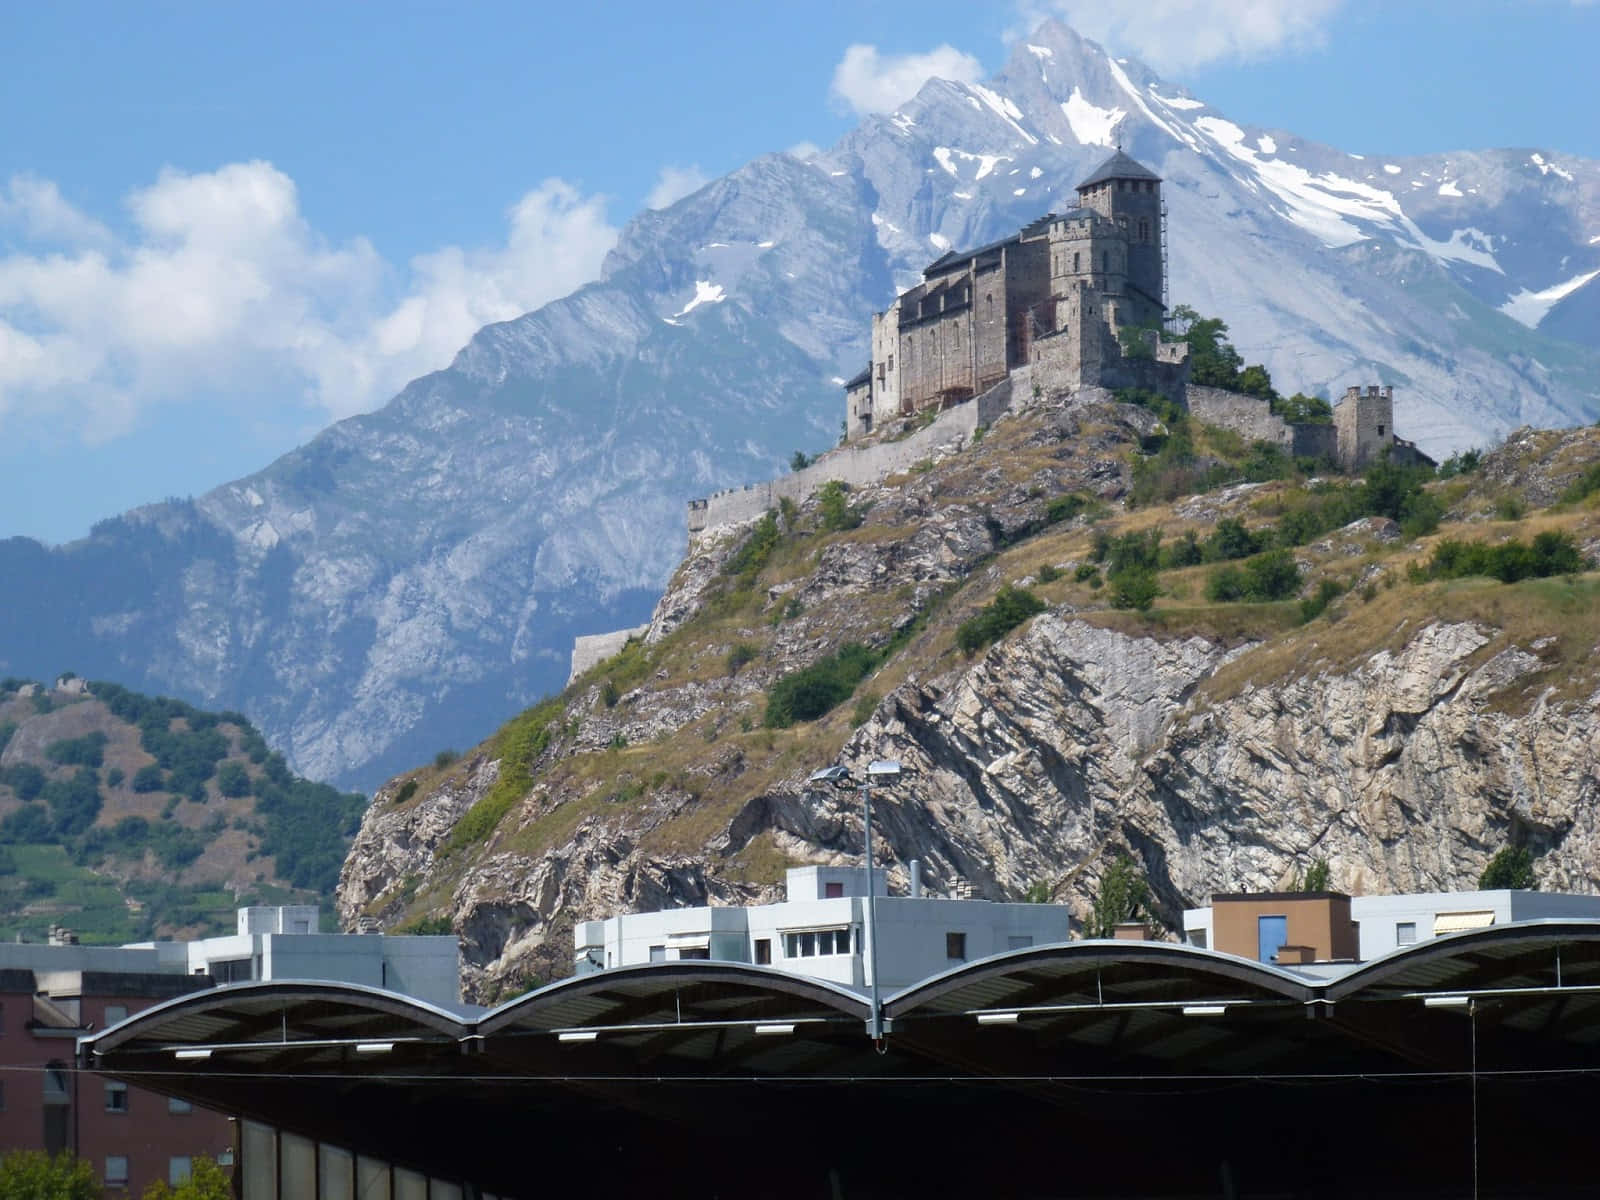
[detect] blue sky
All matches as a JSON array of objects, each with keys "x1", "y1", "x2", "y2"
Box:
[{"x1": 2, "y1": 0, "x2": 1596, "y2": 544}]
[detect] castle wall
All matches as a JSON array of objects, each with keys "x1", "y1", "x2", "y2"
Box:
[
  {"x1": 1187, "y1": 386, "x2": 1295, "y2": 448},
  {"x1": 870, "y1": 303, "x2": 902, "y2": 423},
  {"x1": 690, "y1": 381, "x2": 1004, "y2": 537},
  {"x1": 1292, "y1": 424, "x2": 1338, "y2": 461}
]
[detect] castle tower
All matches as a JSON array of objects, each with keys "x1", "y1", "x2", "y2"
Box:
[{"x1": 1074, "y1": 150, "x2": 1164, "y2": 330}]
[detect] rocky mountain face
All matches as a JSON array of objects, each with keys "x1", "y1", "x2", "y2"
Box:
[
  {"x1": 335, "y1": 395, "x2": 1600, "y2": 1000},
  {"x1": 4, "y1": 20, "x2": 1596, "y2": 791}
]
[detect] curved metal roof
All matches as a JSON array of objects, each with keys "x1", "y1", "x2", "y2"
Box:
[
  {"x1": 478, "y1": 960, "x2": 869, "y2": 1036},
  {"x1": 885, "y1": 938, "x2": 1314, "y2": 1020},
  {"x1": 1324, "y1": 919, "x2": 1600, "y2": 1003},
  {"x1": 81, "y1": 978, "x2": 469, "y2": 1058}
]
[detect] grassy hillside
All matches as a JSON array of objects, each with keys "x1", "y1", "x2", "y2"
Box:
[{"x1": 0, "y1": 678, "x2": 364, "y2": 941}]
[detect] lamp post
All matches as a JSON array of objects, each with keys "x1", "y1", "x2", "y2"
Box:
[{"x1": 808, "y1": 759, "x2": 901, "y2": 1043}]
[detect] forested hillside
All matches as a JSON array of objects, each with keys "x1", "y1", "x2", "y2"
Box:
[{"x1": 0, "y1": 678, "x2": 364, "y2": 941}]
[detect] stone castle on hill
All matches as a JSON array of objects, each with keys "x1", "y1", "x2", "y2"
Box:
[
  {"x1": 844, "y1": 149, "x2": 1188, "y2": 439},
  {"x1": 678, "y1": 148, "x2": 1428, "y2": 543}
]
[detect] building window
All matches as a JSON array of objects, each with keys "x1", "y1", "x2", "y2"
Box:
[
  {"x1": 754, "y1": 938, "x2": 772, "y2": 965},
  {"x1": 169, "y1": 1097, "x2": 192, "y2": 1114},
  {"x1": 946, "y1": 932, "x2": 967, "y2": 961},
  {"x1": 824, "y1": 882, "x2": 845, "y2": 898},
  {"x1": 169, "y1": 1157, "x2": 193, "y2": 1186},
  {"x1": 1396, "y1": 922, "x2": 1418, "y2": 946},
  {"x1": 887, "y1": 354, "x2": 894, "y2": 372},
  {"x1": 784, "y1": 930, "x2": 851, "y2": 958},
  {"x1": 1073, "y1": 251, "x2": 1080, "y2": 272},
  {"x1": 105, "y1": 1081, "x2": 129, "y2": 1113},
  {"x1": 105, "y1": 1157, "x2": 129, "y2": 1188},
  {"x1": 104, "y1": 1004, "x2": 127, "y2": 1026},
  {"x1": 43, "y1": 1064, "x2": 69, "y2": 1103},
  {"x1": 1139, "y1": 218, "x2": 1150, "y2": 241},
  {"x1": 648, "y1": 945, "x2": 666, "y2": 962},
  {"x1": 1377, "y1": 424, "x2": 1385, "y2": 437},
  {"x1": 1189, "y1": 930, "x2": 1209, "y2": 949}
]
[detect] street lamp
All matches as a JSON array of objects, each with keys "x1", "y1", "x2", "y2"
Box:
[{"x1": 808, "y1": 758, "x2": 902, "y2": 1043}]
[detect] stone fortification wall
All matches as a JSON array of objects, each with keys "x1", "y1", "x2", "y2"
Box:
[
  {"x1": 689, "y1": 387, "x2": 998, "y2": 537},
  {"x1": 1187, "y1": 386, "x2": 1292, "y2": 446},
  {"x1": 568, "y1": 624, "x2": 650, "y2": 684},
  {"x1": 1187, "y1": 386, "x2": 1338, "y2": 461}
]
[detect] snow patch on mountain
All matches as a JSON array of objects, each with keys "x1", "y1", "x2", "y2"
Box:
[
  {"x1": 1438, "y1": 181, "x2": 1463, "y2": 198},
  {"x1": 1384, "y1": 164, "x2": 1402, "y2": 175},
  {"x1": 933, "y1": 146, "x2": 1012, "y2": 180},
  {"x1": 1501, "y1": 269, "x2": 1600, "y2": 327},
  {"x1": 1062, "y1": 87, "x2": 1125, "y2": 148},
  {"x1": 1149, "y1": 88, "x2": 1205, "y2": 111},
  {"x1": 1530, "y1": 153, "x2": 1575, "y2": 182},
  {"x1": 1257, "y1": 135, "x2": 1277, "y2": 155},
  {"x1": 1026, "y1": 44, "x2": 1053, "y2": 58},
  {"x1": 672, "y1": 281, "x2": 726, "y2": 319}
]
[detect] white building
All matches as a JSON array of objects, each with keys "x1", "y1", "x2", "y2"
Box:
[
  {"x1": 1182, "y1": 889, "x2": 1600, "y2": 962},
  {"x1": 574, "y1": 865, "x2": 1071, "y2": 993},
  {"x1": 104, "y1": 905, "x2": 461, "y2": 1008}
]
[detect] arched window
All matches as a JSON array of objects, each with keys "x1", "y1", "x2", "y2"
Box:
[{"x1": 986, "y1": 294, "x2": 993, "y2": 320}]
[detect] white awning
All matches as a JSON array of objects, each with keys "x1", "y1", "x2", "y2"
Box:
[
  {"x1": 1433, "y1": 911, "x2": 1496, "y2": 935},
  {"x1": 664, "y1": 933, "x2": 712, "y2": 949},
  {"x1": 776, "y1": 924, "x2": 851, "y2": 935}
]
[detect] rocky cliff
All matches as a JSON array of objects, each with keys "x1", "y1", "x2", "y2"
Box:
[{"x1": 337, "y1": 396, "x2": 1600, "y2": 1000}]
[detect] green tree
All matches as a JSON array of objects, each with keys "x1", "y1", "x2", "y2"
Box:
[
  {"x1": 1274, "y1": 393, "x2": 1333, "y2": 425},
  {"x1": 1479, "y1": 846, "x2": 1536, "y2": 890},
  {"x1": 789, "y1": 450, "x2": 813, "y2": 472},
  {"x1": 1084, "y1": 855, "x2": 1156, "y2": 939},
  {"x1": 0, "y1": 1150, "x2": 99, "y2": 1199},
  {"x1": 817, "y1": 480, "x2": 862, "y2": 532},
  {"x1": 1108, "y1": 566, "x2": 1159, "y2": 611},
  {"x1": 1172, "y1": 306, "x2": 1244, "y2": 390},
  {"x1": 1237, "y1": 363, "x2": 1276, "y2": 400},
  {"x1": 1300, "y1": 859, "x2": 1332, "y2": 892},
  {"x1": 140, "y1": 1157, "x2": 231, "y2": 1200},
  {"x1": 215, "y1": 762, "x2": 251, "y2": 798}
]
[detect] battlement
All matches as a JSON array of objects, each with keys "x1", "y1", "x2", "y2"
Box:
[{"x1": 1344, "y1": 385, "x2": 1393, "y2": 404}]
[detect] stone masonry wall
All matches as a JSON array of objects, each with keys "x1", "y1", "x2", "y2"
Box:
[
  {"x1": 689, "y1": 383, "x2": 1002, "y2": 537},
  {"x1": 568, "y1": 624, "x2": 650, "y2": 683}
]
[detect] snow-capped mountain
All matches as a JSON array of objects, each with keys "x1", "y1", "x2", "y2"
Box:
[{"x1": 2, "y1": 20, "x2": 1595, "y2": 788}]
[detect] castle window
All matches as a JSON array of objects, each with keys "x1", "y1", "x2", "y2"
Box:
[
  {"x1": 1073, "y1": 252, "x2": 1080, "y2": 272},
  {"x1": 1139, "y1": 218, "x2": 1150, "y2": 241},
  {"x1": 887, "y1": 354, "x2": 894, "y2": 372},
  {"x1": 1378, "y1": 425, "x2": 1385, "y2": 437},
  {"x1": 986, "y1": 294, "x2": 993, "y2": 319}
]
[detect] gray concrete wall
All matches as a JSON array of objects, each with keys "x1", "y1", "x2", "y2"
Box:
[{"x1": 568, "y1": 624, "x2": 650, "y2": 683}]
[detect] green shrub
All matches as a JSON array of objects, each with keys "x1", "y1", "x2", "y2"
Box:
[
  {"x1": 1298, "y1": 578, "x2": 1344, "y2": 624},
  {"x1": 1272, "y1": 393, "x2": 1333, "y2": 424},
  {"x1": 1045, "y1": 493, "x2": 1090, "y2": 525},
  {"x1": 726, "y1": 642, "x2": 759, "y2": 675},
  {"x1": 131, "y1": 764, "x2": 165, "y2": 793},
  {"x1": 396, "y1": 915, "x2": 453, "y2": 935},
  {"x1": 851, "y1": 690, "x2": 880, "y2": 728},
  {"x1": 394, "y1": 779, "x2": 419, "y2": 805},
  {"x1": 1074, "y1": 563, "x2": 1100, "y2": 583},
  {"x1": 433, "y1": 748, "x2": 459, "y2": 769},
  {"x1": 1036, "y1": 563, "x2": 1061, "y2": 584},
  {"x1": 1479, "y1": 846, "x2": 1536, "y2": 889},
  {"x1": 1104, "y1": 529, "x2": 1163, "y2": 575},
  {"x1": 1416, "y1": 531, "x2": 1586, "y2": 584},
  {"x1": 106, "y1": 767, "x2": 124, "y2": 789},
  {"x1": 1108, "y1": 567, "x2": 1159, "y2": 611},
  {"x1": 955, "y1": 585, "x2": 1048, "y2": 656},
  {"x1": 1161, "y1": 530, "x2": 1202, "y2": 568},
  {"x1": 600, "y1": 679, "x2": 620, "y2": 708},
  {"x1": 40, "y1": 768, "x2": 101, "y2": 837},
  {"x1": 1, "y1": 763, "x2": 46, "y2": 801},
  {"x1": 790, "y1": 450, "x2": 814, "y2": 472},
  {"x1": 764, "y1": 643, "x2": 879, "y2": 727},
  {"x1": 1493, "y1": 493, "x2": 1526, "y2": 522},
  {"x1": 1560, "y1": 462, "x2": 1600, "y2": 504},
  {"x1": 817, "y1": 480, "x2": 862, "y2": 532},
  {"x1": 1436, "y1": 449, "x2": 1482, "y2": 479},
  {"x1": 1207, "y1": 548, "x2": 1301, "y2": 603},
  {"x1": 724, "y1": 511, "x2": 781, "y2": 581},
  {"x1": 1204, "y1": 518, "x2": 1263, "y2": 562},
  {"x1": 214, "y1": 761, "x2": 249, "y2": 798},
  {"x1": 46, "y1": 732, "x2": 108, "y2": 768}
]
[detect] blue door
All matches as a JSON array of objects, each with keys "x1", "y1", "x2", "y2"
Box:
[{"x1": 1258, "y1": 915, "x2": 1288, "y2": 963}]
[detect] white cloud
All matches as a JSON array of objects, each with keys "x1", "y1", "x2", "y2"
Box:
[
  {"x1": 786, "y1": 141, "x2": 823, "y2": 161},
  {"x1": 829, "y1": 43, "x2": 985, "y2": 117},
  {"x1": 0, "y1": 163, "x2": 618, "y2": 442},
  {"x1": 1019, "y1": 0, "x2": 1345, "y2": 72},
  {"x1": 645, "y1": 164, "x2": 710, "y2": 210}
]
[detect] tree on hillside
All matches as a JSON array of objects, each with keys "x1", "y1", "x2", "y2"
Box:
[
  {"x1": 1084, "y1": 854, "x2": 1157, "y2": 938},
  {"x1": 0, "y1": 1150, "x2": 98, "y2": 1199},
  {"x1": 1300, "y1": 859, "x2": 1332, "y2": 892},
  {"x1": 1480, "y1": 846, "x2": 1537, "y2": 890}
]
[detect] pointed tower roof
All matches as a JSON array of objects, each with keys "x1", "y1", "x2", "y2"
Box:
[{"x1": 1075, "y1": 150, "x2": 1161, "y2": 191}]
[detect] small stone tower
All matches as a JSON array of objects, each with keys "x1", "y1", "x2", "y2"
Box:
[
  {"x1": 1334, "y1": 385, "x2": 1395, "y2": 471},
  {"x1": 1073, "y1": 149, "x2": 1165, "y2": 331}
]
